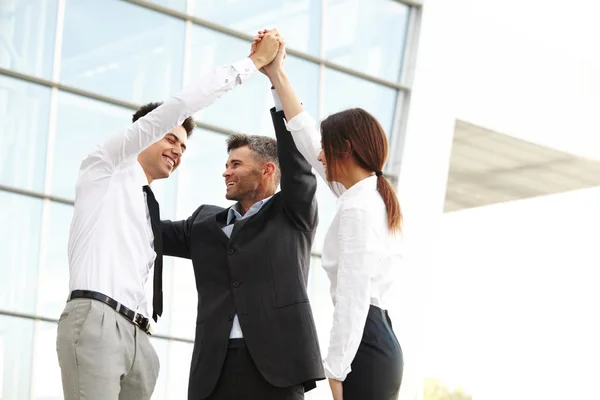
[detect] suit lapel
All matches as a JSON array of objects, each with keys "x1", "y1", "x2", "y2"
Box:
[
  {"x1": 209, "y1": 208, "x2": 230, "y2": 245},
  {"x1": 229, "y1": 216, "x2": 250, "y2": 242},
  {"x1": 229, "y1": 196, "x2": 276, "y2": 242}
]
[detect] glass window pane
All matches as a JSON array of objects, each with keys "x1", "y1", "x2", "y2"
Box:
[
  {"x1": 165, "y1": 258, "x2": 197, "y2": 340},
  {"x1": 60, "y1": 0, "x2": 185, "y2": 104},
  {"x1": 0, "y1": 192, "x2": 42, "y2": 315},
  {"x1": 324, "y1": 0, "x2": 410, "y2": 82},
  {"x1": 307, "y1": 257, "x2": 333, "y2": 354},
  {"x1": 51, "y1": 92, "x2": 131, "y2": 200},
  {"x1": 322, "y1": 68, "x2": 398, "y2": 135},
  {"x1": 313, "y1": 179, "x2": 337, "y2": 254},
  {"x1": 0, "y1": 316, "x2": 34, "y2": 399},
  {"x1": 145, "y1": 0, "x2": 187, "y2": 12},
  {"x1": 175, "y1": 128, "x2": 234, "y2": 216},
  {"x1": 190, "y1": 0, "x2": 321, "y2": 56},
  {"x1": 30, "y1": 321, "x2": 63, "y2": 400},
  {"x1": 151, "y1": 338, "x2": 193, "y2": 400},
  {"x1": 187, "y1": 27, "x2": 319, "y2": 135},
  {"x1": 0, "y1": 76, "x2": 50, "y2": 193},
  {"x1": 0, "y1": 0, "x2": 57, "y2": 79},
  {"x1": 36, "y1": 202, "x2": 72, "y2": 319}
]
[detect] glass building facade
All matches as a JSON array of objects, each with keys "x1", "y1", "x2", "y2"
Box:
[{"x1": 0, "y1": 0, "x2": 421, "y2": 398}]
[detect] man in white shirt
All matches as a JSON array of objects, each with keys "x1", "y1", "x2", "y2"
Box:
[{"x1": 55, "y1": 31, "x2": 281, "y2": 400}]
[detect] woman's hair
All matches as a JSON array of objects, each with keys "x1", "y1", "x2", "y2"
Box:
[{"x1": 320, "y1": 108, "x2": 402, "y2": 233}]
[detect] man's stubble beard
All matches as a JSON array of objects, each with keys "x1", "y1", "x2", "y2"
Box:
[{"x1": 226, "y1": 170, "x2": 262, "y2": 203}]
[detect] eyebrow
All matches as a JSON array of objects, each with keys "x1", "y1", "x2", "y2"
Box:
[
  {"x1": 226, "y1": 158, "x2": 243, "y2": 168},
  {"x1": 167, "y1": 133, "x2": 186, "y2": 151}
]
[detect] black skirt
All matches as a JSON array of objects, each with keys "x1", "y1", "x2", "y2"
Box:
[{"x1": 342, "y1": 305, "x2": 403, "y2": 400}]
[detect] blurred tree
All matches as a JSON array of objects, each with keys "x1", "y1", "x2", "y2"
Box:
[{"x1": 424, "y1": 378, "x2": 472, "y2": 400}]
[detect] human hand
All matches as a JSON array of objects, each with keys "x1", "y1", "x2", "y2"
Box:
[
  {"x1": 249, "y1": 28, "x2": 279, "y2": 70},
  {"x1": 262, "y1": 36, "x2": 286, "y2": 78},
  {"x1": 328, "y1": 378, "x2": 343, "y2": 400},
  {"x1": 249, "y1": 29, "x2": 269, "y2": 58},
  {"x1": 250, "y1": 30, "x2": 286, "y2": 77}
]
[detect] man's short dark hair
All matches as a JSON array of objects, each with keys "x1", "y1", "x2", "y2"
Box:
[
  {"x1": 226, "y1": 133, "x2": 280, "y2": 183},
  {"x1": 132, "y1": 101, "x2": 195, "y2": 137}
]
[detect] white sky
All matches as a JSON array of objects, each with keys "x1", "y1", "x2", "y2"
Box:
[
  {"x1": 453, "y1": 0, "x2": 600, "y2": 161},
  {"x1": 426, "y1": 187, "x2": 600, "y2": 400},
  {"x1": 417, "y1": 1, "x2": 600, "y2": 399}
]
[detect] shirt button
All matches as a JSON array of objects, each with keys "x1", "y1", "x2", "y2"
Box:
[
  {"x1": 245, "y1": 68, "x2": 249, "y2": 72},
  {"x1": 232, "y1": 281, "x2": 240, "y2": 288},
  {"x1": 228, "y1": 249, "x2": 235, "y2": 255},
  {"x1": 224, "y1": 78, "x2": 229, "y2": 83}
]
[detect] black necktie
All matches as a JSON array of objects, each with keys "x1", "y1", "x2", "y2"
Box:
[{"x1": 143, "y1": 185, "x2": 163, "y2": 322}]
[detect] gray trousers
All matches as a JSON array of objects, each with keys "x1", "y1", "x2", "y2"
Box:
[{"x1": 56, "y1": 298, "x2": 160, "y2": 400}]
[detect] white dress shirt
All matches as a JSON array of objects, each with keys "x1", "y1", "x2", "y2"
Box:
[
  {"x1": 68, "y1": 58, "x2": 258, "y2": 319},
  {"x1": 272, "y1": 91, "x2": 402, "y2": 380},
  {"x1": 222, "y1": 197, "x2": 272, "y2": 338}
]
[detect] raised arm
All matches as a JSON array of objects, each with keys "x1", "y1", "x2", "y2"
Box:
[
  {"x1": 263, "y1": 38, "x2": 345, "y2": 196},
  {"x1": 100, "y1": 32, "x2": 281, "y2": 169},
  {"x1": 270, "y1": 89, "x2": 327, "y2": 182},
  {"x1": 270, "y1": 107, "x2": 318, "y2": 232}
]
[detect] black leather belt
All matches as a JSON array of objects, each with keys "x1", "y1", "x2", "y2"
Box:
[{"x1": 69, "y1": 290, "x2": 152, "y2": 335}]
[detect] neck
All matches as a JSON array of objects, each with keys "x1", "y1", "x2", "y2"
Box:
[
  {"x1": 144, "y1": 172, "x2": 153, "y2": 185},
  {"x1": 339, "y1": 166, "x2": 373, "y2": 190},
  {"x1": 238, "y1": 186, "x2": 275, "y2": 215},
  {"x1": 140, "y1": 160, "x2": 153, "y2": 185}
]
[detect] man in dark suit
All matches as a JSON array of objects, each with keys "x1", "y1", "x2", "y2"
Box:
[{"x1": 160, "y1": 102, "x2": 324, "y2": 398}]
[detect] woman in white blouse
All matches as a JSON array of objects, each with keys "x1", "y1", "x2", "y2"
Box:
[{"x1": 253, "y1": 33, "x2": 403, "y2": 400}]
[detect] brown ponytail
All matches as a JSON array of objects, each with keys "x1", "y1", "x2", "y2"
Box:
[{"x1": 377, "y1": 175, "x2": 402, "y2": 233}]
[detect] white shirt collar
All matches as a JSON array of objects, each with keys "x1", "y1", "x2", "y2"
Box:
[
  {"x1": 227, "y1": 196, "x2": 273, "y2": 225},
  {"x1": 337, "y1": 175, "x2": 378, "y2": 205},
  {"x1": 136, "y1": 161, "x2": 150, "y2": 187}
]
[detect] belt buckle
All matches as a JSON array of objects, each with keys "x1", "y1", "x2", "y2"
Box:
[{"x1": 133, "y1": 313, "x2": 152, "y2": 335}]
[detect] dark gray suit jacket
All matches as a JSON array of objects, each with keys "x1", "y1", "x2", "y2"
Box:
[{"x1": 161, "y1": 108, "x2": 325, "y2": 399}]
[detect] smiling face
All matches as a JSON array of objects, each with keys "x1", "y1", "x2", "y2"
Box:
[
  {"x1": 138, "y1": 125, "x2": 188, "y2": 183},
  {"x1": 222, "y1": 145, "x2": 265, "y2": 202}
]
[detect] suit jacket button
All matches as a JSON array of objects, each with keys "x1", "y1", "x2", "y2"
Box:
[
  {"x1": 228, "y1": 315, "x2": 234, "y2": 321},
  {"x1": 232, "y1": 281, "x2": 240, "y2": 288},
  {"x1": 228, "y1": 249, "x2": 234, "y2": 255}
]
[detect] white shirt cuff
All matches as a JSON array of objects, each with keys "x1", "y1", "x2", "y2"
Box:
[
  {"x1": 271, "y1": 88, "x2": 283, "y2": 111},
  {"x1": 283, "y1": 110, "x2": 315, "y2": 132},
  {"x1": 232, "y1": 58, "x2": 259, "y2": 84},
  {"x1": 323, "y1": 359, "x2": 352, "y2": 381}
]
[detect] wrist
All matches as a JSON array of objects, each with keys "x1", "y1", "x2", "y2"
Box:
[
  {"x1": 250, "y1": 54, "x2": 268, "y2": 70},
  {"x1": 269, "y1": 70, "x2": 288, "y2": 87}
]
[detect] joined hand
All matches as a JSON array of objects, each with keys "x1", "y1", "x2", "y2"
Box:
[
  {"x1": 250, "y1": 29, "x2": 286, "y2": 77},
  {"x1": 249, "y1": 28, "x2": 280, "y2": 70}
]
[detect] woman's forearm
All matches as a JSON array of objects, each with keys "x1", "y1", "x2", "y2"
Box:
[{"x1": 269, "y1": 70, "x2": 304, "y2": 121}]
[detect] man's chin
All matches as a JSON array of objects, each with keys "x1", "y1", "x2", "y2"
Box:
[
  {"x1": 163, "y1": 166, "x2": 176, "y2": 177},
  {"x1": 160, "y1": 170, "x2": 171, "y2": 179},
  {"x1": 225, "y1": 191, "x2": 239, "y2": 201},
  {"x1": 149, "y1": 171, "x2": 170, "y2": 182}
]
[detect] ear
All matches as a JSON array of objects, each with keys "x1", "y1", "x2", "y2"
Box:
[
  {"x1": 263, "y1": 162, "x2": 276, "y2": 177},
  {"x1": 344, "y1": 140, "x2": 353, "y2": 157}
]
